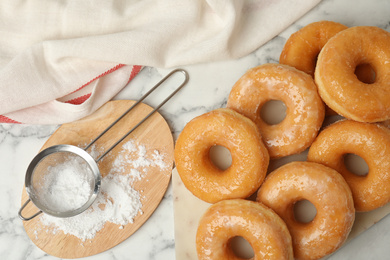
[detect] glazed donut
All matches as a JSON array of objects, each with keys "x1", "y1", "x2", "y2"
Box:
[
  {"x1": 315, "y1": 26, "x2": 390, "y2": 122},
  {"x1": 280, "y1": 21, "x2": 348, "y2": 77},
  {"x1": 280, "y1": 21, "x2": 375, "y2": 83},
  {"x1": 280, "y1": 21, "x2": 375, "y2": 116},
  {"x1": 174, "y1": 108, "x2": 269, "y2": 203},
  {"x1": 227, "y1": 63, "x2": 325, "y2": 158},
  {"x1": 307, "y1": 120, "x2": 390, "y2": 212},
  {"x1": 257, "y1": 161, "x2": 355, "y2": 260},
  {"x1": 196, "y1": 199, "x2": 294, "y2": 260}
]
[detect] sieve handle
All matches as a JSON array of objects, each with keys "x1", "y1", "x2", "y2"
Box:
[
  {"x1": 18, "y1": 199, "x2": 42, "y2": 221},
  {"x1": 92, "y1": 68, "x2": 189, "y2": 162}
]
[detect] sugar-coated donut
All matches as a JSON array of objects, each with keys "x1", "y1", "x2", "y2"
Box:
[
  {"x1": 196, "y1": 199, "x2": 294, "y2": 260},
  {"x1": 315, "y1": 26, "x2": 390, "y2": 122},
  {"x1": 307, "y1": 120, "x2": 390, "y2": 212},
  {"x1": 174, "y1": 108, "x2": 269, "y2": 203},
  {"x1": 227, "y1": 63, "x2": 325, "y2": 158},
  {"x1": 280, "y1": 21, "x2": 348, "y2": 77},
  {"x1": 257, "y1": 161, "x2": 355, "y2": 260}
]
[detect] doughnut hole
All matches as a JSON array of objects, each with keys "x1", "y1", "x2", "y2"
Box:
[
  {"x1": 293, "y1": 199, "x2": 317, "y2": 223},
  {"x1": 229, "y1": 236, "x2": 254, "y2": 259},
  {"x1": 355, "y1": 63, "x2": 376, "y2": 84},
  {"x1": 209, "y1": 145, "x2": 232, "y2": 171},
  {"x1": 260, "y1": 100, "x2": 287, "y2": 125},
  {"x1": 344, "y1": 153, "x2": 369, "y2": 177}
]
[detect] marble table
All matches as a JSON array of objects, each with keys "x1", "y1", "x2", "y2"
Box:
[{"x1": 1, "y1": 0, "x2": 390, "y2": 259}]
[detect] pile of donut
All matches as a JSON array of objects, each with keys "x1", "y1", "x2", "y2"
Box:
[{"x1": 174, "y1": 21, "x2": 390, "y2": 260}]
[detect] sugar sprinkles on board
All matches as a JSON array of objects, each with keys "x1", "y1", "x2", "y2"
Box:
[{"x1": 36, "y1": 139, "x2": 169, "y2": 242}]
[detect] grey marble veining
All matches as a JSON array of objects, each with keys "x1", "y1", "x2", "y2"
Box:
[{"x1": 1, "y1": 0, "x2": 390, "y2": 259}]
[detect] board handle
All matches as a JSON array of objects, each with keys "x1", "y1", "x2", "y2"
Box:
[{"x1": 19, "y1": 199, "x2": 42, "y2": 221}]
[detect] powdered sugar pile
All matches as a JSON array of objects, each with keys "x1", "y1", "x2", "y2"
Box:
[
  {"x1": 40, "y1": 173, "x2": 142, "y2": 240},
  {"x1": 37, "y1": 156, "x2": 93, "y2": 212},
  {"x1": 37, "y1": 139, "x2": 168, "y2": 241}
]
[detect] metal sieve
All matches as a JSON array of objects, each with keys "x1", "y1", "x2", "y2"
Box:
[{"x1": 18, "y1": 69, "x2": 189, "y2": 221}]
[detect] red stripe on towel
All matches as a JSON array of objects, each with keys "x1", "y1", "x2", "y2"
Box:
[
  {"x1": 71, "y1": 64, "x2": 126, "y2": 94},
  {"x1": 0, "y1": 115, "x2": 21, "y2": 124},
  {"x1": 1, "y1": 64, "x2": 142, "y2": 124},
  {"x1": 128, "y1": 65, "x2": 143, "y2": 83},
  {"x1": 65, "y1": 93, "x2": 92, "y2": 105},
  {"x1": 66, "y1": 64, "x2": 142, "y2": 105}
]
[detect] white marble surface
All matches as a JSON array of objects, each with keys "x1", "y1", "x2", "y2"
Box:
[{"x1": 1, "y1": 0, "x2": 390, "y2": 259}]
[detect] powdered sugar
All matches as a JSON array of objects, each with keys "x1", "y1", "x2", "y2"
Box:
[
  {"x1": 110, "y1": 140, "x2": 167, "y2": 178},
  {"x1": 36, "y1": 139, "x2": 169, "y2": 241},
  {"x1": 37, "y1": 155, "x2": 93, "y2": 212},
  {"x1": 40, "y1": 173, "x2": 142, "y2": 240}
]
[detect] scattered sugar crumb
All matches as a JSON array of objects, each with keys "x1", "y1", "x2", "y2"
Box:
[{"x1": 36, "y1": 139, "x2": 169, "y2": 242}]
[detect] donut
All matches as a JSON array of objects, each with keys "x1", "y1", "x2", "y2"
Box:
[
  {"x1": 257, "y1": 161, "x2": 355, "y2": 260},
  {"x1": 280, "y1": 21, "x2": 348, "y2": 77},
  {"x1": 196, "y1": 199, "x2": 294, "y2": 260},
  {"x1": 227, "y1": 63, "x2": 325, "y2": 158},
  {"x1": 315, "y1": 26, "x2": 390, "y2": 122},
  {"x1": 307, "y1": 120, "x2": 390, "y2": 212},
  {"x1": 280, "y1": 21, "x2": 375, "y2": 83},
  {"x1": 174, "y1": 108, "x2": 269, "y2": 203},
  {"x1": 280, "y1": 21, "x2": 375, "y2": 116}
]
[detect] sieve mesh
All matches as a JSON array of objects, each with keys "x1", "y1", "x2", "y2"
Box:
[
  {"x1": 21, "y1": 144, "x2": 101, "y2": 219},
  {"x1": 30, "y1": 151, "x2": 96, "y2": 214}
]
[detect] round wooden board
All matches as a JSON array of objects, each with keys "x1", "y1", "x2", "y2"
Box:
[{"x1": 21, "y1": 100, "x2": 174, "y2": 258}]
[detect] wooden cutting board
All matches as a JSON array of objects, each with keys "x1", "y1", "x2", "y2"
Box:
[
  {"x1": 173, "y1": 143, "x2": 390, "y2": 259},
  {"x1": 20, "y1": 100, "x2": 174, "y2": 259}
]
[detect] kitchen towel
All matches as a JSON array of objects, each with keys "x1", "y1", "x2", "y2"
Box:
[{"x1": 0, "y1": 0, "x2": 321, "y2": 124}]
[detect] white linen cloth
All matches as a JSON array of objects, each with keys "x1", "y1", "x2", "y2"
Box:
[{"x1": 0, "y1": 0, "x2": 321, "y2": 124}]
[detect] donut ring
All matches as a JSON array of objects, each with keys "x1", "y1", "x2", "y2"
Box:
[
  {"x1": 280, "y1": 21, "x2": 348, "y2": 77},
  {"x1": 257, "y1": 161, "x2": 355, "y2": 260},
  {"x1": 196, "y1": 199, "x2": 294, "y2": 260},
  {"x1": 280, "y1": 21, "x2": 375, "y2": 116},
  {"x1": 280, "y1": 21, "x2": 375, "y2": 83},
  {"x1": 227, "y1": 63, "x2": 325, "y2": 158},
  {"x1": 315, "y1": 26, "x2": 390, "y2": 122},
  {"x1": 174, "y1": 108, "x2": 269, "y2": 203},
  {"x1": 307, "y1": 120, "x2": 390, "y2": 211}
]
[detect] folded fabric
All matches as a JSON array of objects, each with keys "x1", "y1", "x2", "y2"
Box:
[{"x1": 0, "y1": 0, "x2": 321, "y2": 124}]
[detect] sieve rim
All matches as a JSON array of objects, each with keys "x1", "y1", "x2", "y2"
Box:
[{"x1": 24, "y1": 144, "x2": 101, "y2": 218}]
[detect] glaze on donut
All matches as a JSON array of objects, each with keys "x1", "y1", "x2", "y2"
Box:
[
  {"x1": 257, "y1": 161, "x2": 355, "y2": 260},
  {"x1": 280, "y1": 21, "x2": 375, "y2": 83},
  {"x1": 315, "y1": 26, "x2": 390, "y2": 122},
  {"x1": 280, "y1": 21, "x2": 348, "y2": 77},
  {"x1": 280, "y1": 21, "x2": 376, "y2": 116},
  {"x1": 308, "y1": 120, "x2": 390, "y2": 212},
  {"x1": 174, "y1": 108, "x2": 269, "y2": 203},
  {"x1": 227, "y1": 63, "x2": 325, "y2": 158},
  {"x1": 196, "y1": 199, "x2": 294, "y2": 260}
]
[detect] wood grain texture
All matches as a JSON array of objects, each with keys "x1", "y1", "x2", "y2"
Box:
[{"x1": 21, "y1": 100, "x2": 174, "y2": 258}]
